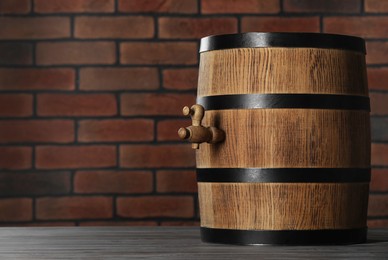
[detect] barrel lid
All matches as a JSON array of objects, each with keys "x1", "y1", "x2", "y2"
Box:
[{"x1": 199, "y1": 32, "x2": 366, "y2": 54}]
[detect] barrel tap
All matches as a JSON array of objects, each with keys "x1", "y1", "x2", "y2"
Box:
[{"x1": 178, "y1": 104, "x2": 225, "y2": 149}]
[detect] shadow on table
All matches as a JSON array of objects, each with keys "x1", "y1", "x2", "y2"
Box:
[{"x1": 366, "y1": 239, "x2": 388, "y2": 244}]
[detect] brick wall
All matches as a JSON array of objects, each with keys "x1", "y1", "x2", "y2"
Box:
[{"x1": 0, "y1": 0, "x2": 387, "y2": 227}]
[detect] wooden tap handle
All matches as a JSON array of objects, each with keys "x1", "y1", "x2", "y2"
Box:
[
  {"x1": 179, "y1": 104, "x2": 225, "y2": 149},
  {"x1": 182, "y1": 105, "x2": 204, "y2": 126},
  {"x1": 182, "y1": 106, "x2": 192, "y2": 116}
]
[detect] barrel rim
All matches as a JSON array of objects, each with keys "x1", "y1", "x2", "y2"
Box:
[
  {"x1": 196, "y1": 168, "x2": 371, "y2": 183},
  {"x1": 199, "y1": 32, "x2": 366, "y2": 54},
  {"x1": 200, "y1": 227, "x2": 368, "y2": 245},
  {"x1": 197, "y1": 93, "x2": 370, "y2": 111}
]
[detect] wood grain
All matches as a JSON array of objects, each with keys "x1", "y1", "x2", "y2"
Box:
[
  {"x1": 198, "y1": 48, "x2": 368, "y2": 97},
  {"x1": 198, "y1": 183, "x2": 369, "y2": 230},
  {"x1": 196, "y1": 45, "x2": 370, "y2": 234},
  {"x1": 197, "y1": 109, "x2": 370, "y2": 168},
  {"x1": 0, "y1": 227, "x2": 386, "y2": 259}
]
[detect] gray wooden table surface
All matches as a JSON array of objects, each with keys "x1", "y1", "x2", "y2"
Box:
[{"x1": 0, "y1": 227, "x2": 387, "y2": 259}]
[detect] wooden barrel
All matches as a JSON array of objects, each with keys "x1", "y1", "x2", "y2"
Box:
[{"x1": 195, "y1": 33, "x2": 370, "y2": 245}]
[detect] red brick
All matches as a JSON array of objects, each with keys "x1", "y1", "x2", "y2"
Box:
[
  {"x1": 372, "y1": 144, "x2": 388, "y2": 166},
  {"x1": 36, "y1": 145, "x2": 116, "y2": 169},
  {"x1": 121, "y1": 93, "x2": 195, "y2": 116},
  {"x1": 36, "y1": 197, "x2": 112, "y2": 220},
  {"x1": 0, "y1": 68, "x2": 75, "y2": 91},
  {"x1": 117, "y1": 196, "x2": 194, "y2": 218},
  {"x1": 35, "y1": 0, "x2": 114, "y2": 13},
  {"x1": 78, "y1": 119, "x2": 153, "y2": 142},
  {"x1": 157, "y1": 170, "x2": 197, "y2": 193},
  {"x1": 157, "y1": 119, "x2": 191, "y2": 141},
  {"x1": 370, "y1": 93, "x2": 388, "y2": 115},
  {"x1": 0, "y1": 147, "x2": 31, "y2": 170},
  {"x1": 0, "y1": 17, "x2": 70, "y2": 39},
  {"x1": 0, "y1": 94, "x2": 32, "y2": 117},
  {"x1": 371, "y1": 169, "x2": 388, "y2": 192},
  {"x1": 160, "y1": 221, "x2": 199, "y2": 226},
  {"x1": 368, "y1": 195, "x2": 388, "y2": 217},
  {"x1": 284, "y1": 0, "x2": 360, "y2": 13},
  {"x1": 367, "y1": 219, "x2": 388, "y2": 228},
  {"x1": 163, "y1": 69, "x2": 198, "y2": 90},
  {"x1": 36, "y1": 42, "x2": 116, "y2": 65},
  {"x1": 80, "y1": 68, "x2": 159, "y2": 91},
  {"x1": 75, "y1": 16, "x2": 154, "y2": 39},
  {"x1": 159, "y1": 17, "x2": 237, "y2": 39},
  {"x1": 242, "y1": 17, "x2": 320, "y2": 33},
  {"x1": 365, "y1": 0, "x2": 388, "y2": 13},
  {"x1": 0, "y1": 198, "x2": 32, "y2": 222},
  {"x1": 74, "y1": 170, "x2": 153, "y2": 194},
  {"x1": 0, "y1": 0, "x2": 30, "y2": 14},
  {"x1": 79, "y1": 221, "x2": 158, "y2": 226},
  {"x1": 368, "y1": 68, "x2": 388, "y2": 91},
  {"x1": 366, "y1": 42, "x2": 388, "y2": 65},
  {"x1": 37, "y1": 94, "x2": 116, "y2": 117},
  {"x1": 324, "y1": 17, "x2": 388, "y2": 39},
  {"x1": 119, "y1": 0, "x2": 197, "y2": 13},
  {"x1": 0, "y1": 43, "x2": 32, "y2": 65},
  {"x1": 120, "y1": 144, "x2": 195, "y2": 168},
  {"x1": 202, "y1": 0, "x2": 279, "y2": 14},
  {"x1": 372, "y1": 118, "x2": 388, "y2": 142},
  {"x1": 0, "y1": 120, "x2": 74, "y2": 143},
  {"x1": 0, "y1": 172, "x2": 71, "y2": 196},
  {"x1": 5, "y1": 222, "x2": 76, "y2": 227},
  {"x1": 120, "y1": 42, "x2": 197, "y2": 65}
]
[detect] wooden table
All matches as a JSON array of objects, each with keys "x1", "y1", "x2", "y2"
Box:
[{"x1": 0, "y1": 227, "x2": 387, "y2": 259}]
